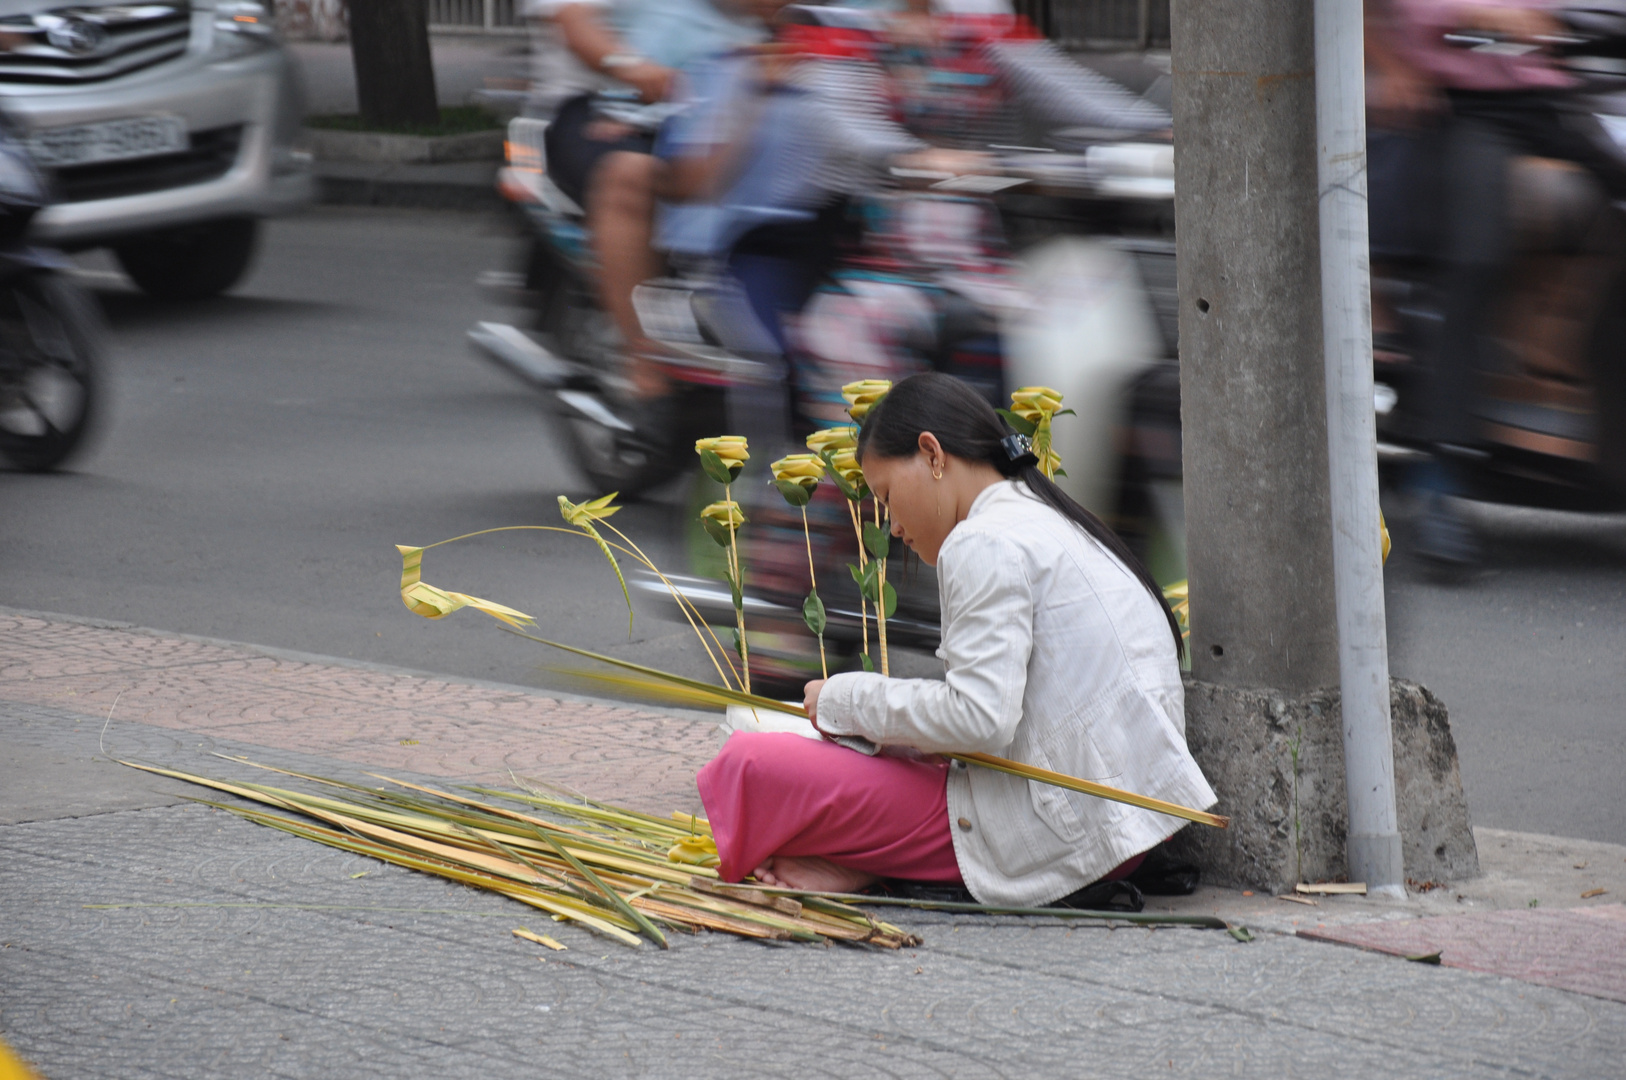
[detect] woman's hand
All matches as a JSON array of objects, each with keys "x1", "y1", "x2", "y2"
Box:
[
  {"x1": 802, "y1": 679, "x2": 826, "y2": 731},
  {"x1": 620, "y1": 60, "x2": 675, "y2": 104}
]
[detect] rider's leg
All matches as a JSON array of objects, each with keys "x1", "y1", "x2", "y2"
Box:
[
  {"x1": 1413, "y1": 115, "x2": 1513, "y2": 565},
  {"x1": 587, "y1": 149, "x2": 667, "y2": 396},
  {"x1": 1433, "y1": 115, "x2": 1513, "y2": 455}
]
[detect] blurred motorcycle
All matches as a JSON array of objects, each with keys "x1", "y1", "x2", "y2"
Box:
[
  {"x1": 469, "y1": 94, "x2": 736, "y2": 499},
  {"x1": 1371, "y1": 5, "x2": 1626, "y2": 511},
  {"x1": 0, "y1": 113, "x2": 102, "y2": 473}
]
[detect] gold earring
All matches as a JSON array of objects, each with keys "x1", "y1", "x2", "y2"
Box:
[{"x1": 932, "y1": 464, "x2": 943, "y2": 480}]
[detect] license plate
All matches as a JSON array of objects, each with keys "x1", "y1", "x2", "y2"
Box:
[{"x1": 28, "y1": 116, "x2": 188, "y2": 169}]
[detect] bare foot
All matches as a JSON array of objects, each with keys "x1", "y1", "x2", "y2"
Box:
[{"x1": 751, "y1": 855, "x2": 879, "y2": 894}]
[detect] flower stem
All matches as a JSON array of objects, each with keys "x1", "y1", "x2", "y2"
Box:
[
  {"x1": 801, "y1": 505, "x2": 827, "y2": 679},
  {"x1": 873, "y1": 499, "x2": 889, "y2": 677},
  {"x1": 726, "y1": 481, "x2": 749, "y2": 694},
  {"x1": 845, "y1": 497, "x2": 868, "y2": 661}
]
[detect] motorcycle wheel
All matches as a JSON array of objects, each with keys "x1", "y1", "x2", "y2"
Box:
[
  {"x1": 556, "y1": 383, "x2": 726, "y2": 499},
  {"x1": 539, "y1": 272, "x2": 728, "y2": 498},
  {"x1": 0, "y1": 272, "x2": 103, "y2": 472}
]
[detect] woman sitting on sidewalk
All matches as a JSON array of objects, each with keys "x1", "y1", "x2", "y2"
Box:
[{"x1": 696, "y1": 373, "x2": 1216, "y2": 907}]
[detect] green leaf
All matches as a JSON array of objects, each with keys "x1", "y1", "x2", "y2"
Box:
[
  {"x1": 849, "y1": 562, "x2": 867, "y2": 588},
  {"x1": 1226, "y1": 924, "x2": 1255, "y2": 943},
  {"x1": 729, "y1": 573, "x2": 743, "y2": 612},
  {"x1": 731, "y1": 625, "x2": 744, "y2": 657},
  {"x1": 860, "y1": 652, "x2": 875, "y2": 673},
  {"x1": 862, "y1": 522, "x2": 891, "y2": 560},
  {"x1": 1405, "y1": 951, "x2": 1442, "y2": 964},
  {"x1": 996, "y1": 408, "x2": 1038, "y2": 437},
  {"x1": 880, "y1": 580, "x2": 897, "y2": 619},
  {"x1": 773, "y1": 478, "x2": 812, "y2": 507},
  {"x1": 1054, "y1": 408, "x2": 1076, "y2": 418},
  {"x1": 855, "y1": 560, "x2": 886, "y2": 604},
  {"x1": 699, "y1": 448, "x2": 736, "y2": 486},
  {"x1": 802, "y1": 588, "x2": 826, "y2": 636},
  {"x1": 701, "y1": 516, "x2": 735, "y2": 548},
  {"x1": 1052, "y1": 467, "x2": 1067, "y2": 478}
]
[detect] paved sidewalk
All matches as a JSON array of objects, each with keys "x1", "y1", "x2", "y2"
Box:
[
  {"x1": 0, "y1": 611, "x2": 716, "y2": 815},
  {"x1": 4, "y1": 610, "x2": 1625, "y2": 1078}
]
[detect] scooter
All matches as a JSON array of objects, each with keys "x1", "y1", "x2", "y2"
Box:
[
  {"x1": 1367, "y1": 7, "x2": 1626, "y2": 513},
  {"x1": 0, "y1": 112, "x2": 103, "y2": 473},
  {"x1": 470, "y1": 96, "x2": 745, "y2": 499}
]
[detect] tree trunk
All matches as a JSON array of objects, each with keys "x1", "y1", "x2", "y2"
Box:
[{"x1": 347, "y1": 0, "x2": 439, "y2": 128}]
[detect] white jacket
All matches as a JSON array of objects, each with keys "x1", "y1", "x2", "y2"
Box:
[{"x1": 817, "y1": 480, "x2": 1217, "y2": 906}]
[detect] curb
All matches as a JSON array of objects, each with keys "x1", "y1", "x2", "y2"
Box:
[
  {"x1": 314, "y1": 160, "x2": 503, "y2": 211},
  {"x1": 304, "y1": 127, "x2": 504, "y2": 166}
]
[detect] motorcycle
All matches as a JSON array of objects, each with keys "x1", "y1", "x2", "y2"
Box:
[
  {"x1": 1367, "y1": 6, "x2": 1626, "y2": 513},
  {"x1": 471, "y1": 94, "x2": 740, "y2": 499},
  {"x1": 0, "y1": 112, "x2": 102, "y2": 473}
]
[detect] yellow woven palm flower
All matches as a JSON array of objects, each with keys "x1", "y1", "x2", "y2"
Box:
[
  {"x1": 700, "y1": 500, "x2": 746, "y2": 530},
  {"x1": 770, "y1": 453, "x2": 824, "y2": 490},
  {"x1": 805, "y1": 426, "x2": 857, "y2": 455},
  {"x1": 1010, "y1": 386, "x2": 1065, "y2": 424},
  {"x1": 695, "y1": 435, "x2": 750, "y2": 464},
  {"x1": 841, "y1": 379, "x2": 892, "y2": 423},
  {"x1": 828, "y1": 446, "x2": 865, "y2": 490},
  {"x1": 557, "y1": 492, "x2": 621, "y2": 527},
  {"x1": 667, "y1": 833, "x2": 720, "y2": 868}
]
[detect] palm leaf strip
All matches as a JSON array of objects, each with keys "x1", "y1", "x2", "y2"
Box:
[
  {"x1": 486, "y1": 641, "x2": 1231, "y2": 830},
  {"x1": 132, "y1": 762, "x2": 912, "y2": 948}
]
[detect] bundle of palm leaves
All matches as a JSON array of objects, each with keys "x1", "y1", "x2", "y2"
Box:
[{"x1": 122, "y1": 758, "x2": 918, "y2": 950}]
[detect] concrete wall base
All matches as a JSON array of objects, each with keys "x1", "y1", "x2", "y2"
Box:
[{"x1": 1168, "y1": 677, "x2": 1479, "y2": 894}]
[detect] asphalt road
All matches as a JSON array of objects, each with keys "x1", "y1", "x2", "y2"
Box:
[{"x1": 1, "y1": 206, "x2": 1621, "y2": 845}]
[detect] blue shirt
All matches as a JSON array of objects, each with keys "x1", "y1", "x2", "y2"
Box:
[{"x1": 657, "y1": 52, "x2": 830, "y2": 256}]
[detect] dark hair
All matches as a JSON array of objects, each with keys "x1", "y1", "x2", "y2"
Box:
[{"x1": 856, "y1": 372, "x2": 1185, "y2": 659}]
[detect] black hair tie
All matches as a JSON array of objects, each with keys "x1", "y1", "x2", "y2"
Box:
[{"x1": 1000, "y1": 433, "x2": 1039, "y2": 473}]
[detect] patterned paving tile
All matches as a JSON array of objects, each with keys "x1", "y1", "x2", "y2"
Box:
[{"x1": 0, "y1": 613, "x2": 719, "y2": 814}]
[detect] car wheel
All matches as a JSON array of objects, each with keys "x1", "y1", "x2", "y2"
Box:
[{"x1": 114, "y1": 217, "x2": 260, "y2": 301}]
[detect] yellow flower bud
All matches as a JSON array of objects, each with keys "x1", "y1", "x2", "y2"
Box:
[
  {"x1": 828, "y1": 446, "x2": 865, "y2": 490},
  {"x1": 805, "y1": 426, "x2": 857, "y2": 455},
  {"x1": 557, "y1": 492, "x2": 621, "y2": 527},
  {"x1": 841, "y1": 379, "x2": 892, "y2": 423},
  {"x1": 694, "y1": 435, "x2": 750, "y2": 464},
  {"x1": 1010, "y1": 386, "x2": 1064, "y2": 424},
  {"x1": 700, "y1": 500, "x2": 746, "y2": 530},
  {"x1": 770, "y1": 453, "x2": 824, "y2": 490}
]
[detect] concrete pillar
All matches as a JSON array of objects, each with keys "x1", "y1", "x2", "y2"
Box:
[
  {"x1": 1167, "y1": 0, "x2": 1477, "y2": 890},
  {"x1": 1170, "y1": 0, "x2": 1339, "y2": 694}
]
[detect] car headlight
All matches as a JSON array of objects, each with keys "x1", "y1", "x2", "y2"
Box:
[{"x1": 214, "y1": 0, "x2": 275, "y2": 36}]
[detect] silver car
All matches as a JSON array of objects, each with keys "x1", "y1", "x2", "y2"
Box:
[{"x1": 0, "y1": 0, "x2": 311, "y2": 298}]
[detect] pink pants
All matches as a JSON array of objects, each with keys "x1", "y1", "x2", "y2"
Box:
[
  {"x1": 696, "y1": 732, "x2": 964, "y2": 884},
  {"x1": 696, "y1": 730, "x2": 1151, "y2": 890}
]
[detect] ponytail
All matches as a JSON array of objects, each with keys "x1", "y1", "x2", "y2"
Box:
[{"x1": 856, "y1": 372, "x2": 1185, "y2": 660}]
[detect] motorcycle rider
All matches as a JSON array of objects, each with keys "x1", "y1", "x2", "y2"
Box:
[
  {"x1": 656, "y1": 0, "x2": 1172, "y2": 353},
  {"x1": 1371, "y1": 0, "x2": 1626, "y2": 564},
  {"x1": 525, "y1": 0, "x2": 766, "y2": 397}
]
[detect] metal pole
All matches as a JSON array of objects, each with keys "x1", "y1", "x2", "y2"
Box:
[{"x1": 1312, "y1": 0, "x2": 1405, "y2": 897}]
